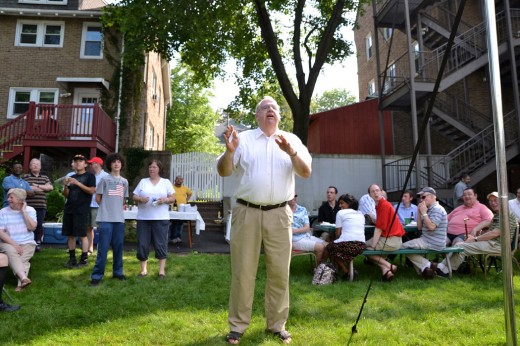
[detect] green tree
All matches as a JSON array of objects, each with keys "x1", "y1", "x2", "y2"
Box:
[
  {"x1": 166, "y1": 63, "x2": 221, "y2": 154},
  {"x1": 103, "y1": 0, "x2": 365, "y2": 145},
  {"x1": 311, "y1": 88, "x2": 357, "y2": 113}
]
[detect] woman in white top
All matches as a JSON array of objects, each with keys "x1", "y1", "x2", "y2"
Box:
[
  {"x1": 325, "y1": 193, "x2": 366, "y2": 281},
  {"x1": 133, "y1": 160, "x2": 175, "y2": 278}
]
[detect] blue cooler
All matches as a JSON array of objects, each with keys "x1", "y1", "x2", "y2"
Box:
[{"x1": 43, "y1": 223, "x2": 67, "y2": 244}]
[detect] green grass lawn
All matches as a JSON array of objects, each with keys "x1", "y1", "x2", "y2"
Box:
[{"x1": 1, "y1": 248, "x2": 519, "y2": 345}]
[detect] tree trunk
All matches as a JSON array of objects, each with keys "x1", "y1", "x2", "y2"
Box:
[{"x1": 291, "y1": 100, "x2": 310, "y2": 145}]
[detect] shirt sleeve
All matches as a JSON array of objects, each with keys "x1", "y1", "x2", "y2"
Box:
[{"x1": 28, "y1": 207, "x2": 37, "y2": 222}]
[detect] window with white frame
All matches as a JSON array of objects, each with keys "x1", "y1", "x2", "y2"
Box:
[
  {"x1": 15, "y1": 20, "x2": 64, "y2": 47},
  {"x1": 365, "y1": 33, "x2": 373, "y2": 60},
  {"x1": 151, "y1": 70, "x2": 157, "y2": 101},
  {"x1": 19, "y1": 0, "x2": 67, "y2": 4},
  {"x1": 7, "y1": 88, "x2": 58, "y2": 118},
  {"x1": 80, "y1": 23, "x2": 103, "y2": 59},
  {"x1": 413, "y1": 42, "x2": 421, "y2": 73},
  {"x1": 368, "y1": 80, "x2": 376, "y2": 96},
  {"x1": 383, "y1": 28, "x2": 393, "y2": 41},
  {"x1": 148, "y1": 124, "x2": 154, "y2": 150}
]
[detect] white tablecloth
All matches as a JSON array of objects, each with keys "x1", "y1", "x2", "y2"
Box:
[{"x1": 123, "y1": 209, "x2": 206, "y2": 235}]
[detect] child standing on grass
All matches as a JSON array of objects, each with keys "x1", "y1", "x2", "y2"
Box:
[
  {"x1": 62, "y1": 155, "x2": 96, "y2": 268},
  {"x1": 90, "y1": 153, "x2": 128, "y2": 286}
]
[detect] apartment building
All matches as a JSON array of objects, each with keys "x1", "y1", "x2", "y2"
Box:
[
  {"x1": 355, "y1": 0, "x2": 520, "y2": 200},
  {"x1": 0, "y1": 0, "x2": 170, "y2": 168}
]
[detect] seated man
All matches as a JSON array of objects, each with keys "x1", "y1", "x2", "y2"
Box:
[
  {"x1": 358, "y1": 192, "x2": 376, "y2": 225},
  {"x1": 446, "y1": 188, "x2": 493, "y2": 246},
  {"x1": 318, "y1": 186, "x2": 340, "y2": 224},
  {"x1": 317, "y1": 186, "x2": 339, "y2": 241},
  {"x1": 0, "y1": 188, "x2": 37, "y2": 292},
  {"x1": 401, "y1": 187, "x2": 447, "y2": 279},
  {"x1": 289, "y1": 195, "x2": 327, "y2": 263},
  {"x1": 393, "y1": 190, "x2": 418, "y2": 225},
  {"x1": 436, "y1": 192, "x2": 518, "y2": 277}
]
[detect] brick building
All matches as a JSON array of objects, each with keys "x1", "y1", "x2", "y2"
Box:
[
  {"x1": 0, "y1": 0, "x2": 170, "y2": 168},
  {"x1": 354, "y1": 0, "x2": 520, "y2": 201}
]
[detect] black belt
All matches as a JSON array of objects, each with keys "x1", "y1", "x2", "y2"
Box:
[{"x1": 237, "y1": 198, "x2": 288, "y2": 211}]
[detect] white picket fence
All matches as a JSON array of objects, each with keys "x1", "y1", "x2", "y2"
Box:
[{"x1": 170, "y1": 152, "x2": 222, "y2": 201}]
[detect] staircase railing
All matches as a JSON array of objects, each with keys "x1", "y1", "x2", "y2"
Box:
[
  {"x1": 379, "y1": 9, "x2": 520, "y2": 95},
  {"x1": 0, "y1": 102, "x2": 116, "y2": 161},
  {"x1": 384, "y1": 110, "x2": 518, "y2": 192},
  {"x1": 0, "y1": 111, "x2": 27, "y2": 155},
  {"x1": 384, "y1": 155, "x2": 447, "y2": 192},
  {"x1": 434, "y1": 91, "x2": 492, "y2": 132},
  {"x1": 423, "y1": 1, "x2": 474, "y2": 35},
  {"x1": 430, "y1": 109, "x2": 518, "y2": 185}
]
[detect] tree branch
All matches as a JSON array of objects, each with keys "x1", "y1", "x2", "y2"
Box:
[
  {"x1": 253, "y1": 0, "x2": 299, "y2": 111},
  {"x1": 305, "y1": 0, "x2": 347, "y2": 97}
]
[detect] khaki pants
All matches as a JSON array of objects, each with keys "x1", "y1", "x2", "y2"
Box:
[
  {"x1": 0, "y1": 243, "x2": 35, "y2": 286},
  {"x1": 402, "y1": 237, "x2": 434, "y2": 272},
  {"x1": 442, "y1": 240, "x2": 501, "y2": 271},
  {"x1": 228, "y1": 203, "x2": 292, "y2": 334}
]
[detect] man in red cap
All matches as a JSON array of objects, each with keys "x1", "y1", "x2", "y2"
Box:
[{"x1": 87, "y1": 157, "x2": 108, "y2": 256}]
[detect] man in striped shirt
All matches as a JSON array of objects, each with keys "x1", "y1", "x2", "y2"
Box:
[
  {"x1": 23, "y1": 159, "x2": 53, "y2": 251},
  {"x1": 402, "y1": 187, "x2": 447, "y2": 279}
]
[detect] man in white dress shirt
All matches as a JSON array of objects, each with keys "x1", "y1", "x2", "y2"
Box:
[
  {"x1": 508, "y1": 187, "x2": 520, "y2": 222},
  {"x1": 217, "y1": 96, "x2": 312, "y2": 345}
]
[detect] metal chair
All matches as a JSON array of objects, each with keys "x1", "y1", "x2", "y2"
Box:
[{"x1": 291, "y1": 250, "x2": 317, "y2": 272}]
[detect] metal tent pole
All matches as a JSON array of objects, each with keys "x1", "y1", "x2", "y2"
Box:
[{"x1": 484, "y1": 1, "x2": 517, "y2": 344}]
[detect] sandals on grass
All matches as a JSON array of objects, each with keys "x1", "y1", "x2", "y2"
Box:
[
  {"x1": 274, "y1": 330, "x2": 292, "y2": 344},
  {"x1": 382, "y1": 270, "x2": 394, "y2": 282},
  {"x1": 225, "y1": 331, "x2": 242, "y2": 345}
]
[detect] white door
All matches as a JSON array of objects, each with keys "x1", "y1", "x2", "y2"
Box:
[{"x1": 72, "y1": 89, "x2": 100, "y2": 139}]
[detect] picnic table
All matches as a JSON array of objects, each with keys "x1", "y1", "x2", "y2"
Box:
[{"x1": 313, "y1": 222, "x2": 419, "y2": 240}]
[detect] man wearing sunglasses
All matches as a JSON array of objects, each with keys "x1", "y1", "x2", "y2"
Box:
[{"x1": 401, "y1": 187, "x2": 447, "y2": 279}]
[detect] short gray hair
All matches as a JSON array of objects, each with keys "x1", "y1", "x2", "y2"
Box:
[
  {"x1": 7, "y1": 188, "x2": 26, "y2": 201},
  {"x1": 255, "y1": 96, "x2": 279, "y2": 113}
]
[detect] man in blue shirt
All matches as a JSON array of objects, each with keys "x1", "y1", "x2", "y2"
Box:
[
  {"x1": 2, "y1": 162, "x2": 33, "y2": 207},
  {"x1": 393, "y1": 190, "x2": 418, "y2": 225}
]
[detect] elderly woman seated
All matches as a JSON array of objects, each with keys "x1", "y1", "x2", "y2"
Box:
[{"x1": 0, "y1": 188, "x2": 37, "y2": 292}]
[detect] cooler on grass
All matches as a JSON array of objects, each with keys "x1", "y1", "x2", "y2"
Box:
[{"x1": 42, "y1": 223, "x2": 67, "y2": 244}]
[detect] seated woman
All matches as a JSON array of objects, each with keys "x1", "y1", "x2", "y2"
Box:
[
  {"x1": 289, "y1": 195, "x2": 328, "y2": 263},
  {"x1": 0, "y1": 188, "x2": 37, "y2": 292},
  {"x1": 326, "y1": 193, "x2": 366, "y2": 281}
]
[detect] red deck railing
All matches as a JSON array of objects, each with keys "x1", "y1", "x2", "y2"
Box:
[{"x1": 0, "y1": 102, "x2": 116, "y2": 156}]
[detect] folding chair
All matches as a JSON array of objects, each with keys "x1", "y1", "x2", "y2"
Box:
[{"x1": 2, "y1": 287, "x2": 14, "y2": 303}]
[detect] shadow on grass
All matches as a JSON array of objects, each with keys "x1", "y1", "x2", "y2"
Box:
[{"x1": 1, "y1": 249, "x2": 518, "y2": 345}]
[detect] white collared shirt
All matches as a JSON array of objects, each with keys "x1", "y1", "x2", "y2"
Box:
[
  {"x1": 508, "y1": 198, "x2": 520, "y2": 221},
  {"x1": 232, "y1": 128, "x2": 311, "y2": 205}
]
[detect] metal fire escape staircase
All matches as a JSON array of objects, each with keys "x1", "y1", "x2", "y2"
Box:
[{"x1": 376, "y1": 0, "x2": 520, "y2": 197}]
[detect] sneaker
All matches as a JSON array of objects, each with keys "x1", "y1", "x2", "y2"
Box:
[
  {"x1": 0, "y1": 302, "x2": 20, "y2": 312},
  {"x1": 175, "y1": 237, "x2": 182, "y2": 243},
  {"x1": 435, "y1": 268, "x2": 449, "y2": 279},
  {"x1": 421, "y1": 267, "x2": 435, "y2": 280},
  {"x1": 113, "y1": 275, "x2": 126, "y2": 281},
  {"x1": 90, "y1": 279, "x2": 101, "y2": 286},
  {"x1": 64, "y1": 258, "x2": 77, "y2": 269},
  {"x1": 35, "y1": 242, "x2": 42, "y2": 252}
]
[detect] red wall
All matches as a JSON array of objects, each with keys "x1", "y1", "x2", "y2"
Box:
[{"x1": 307, "y1": 98, "x2": 393, "y2": 155}]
